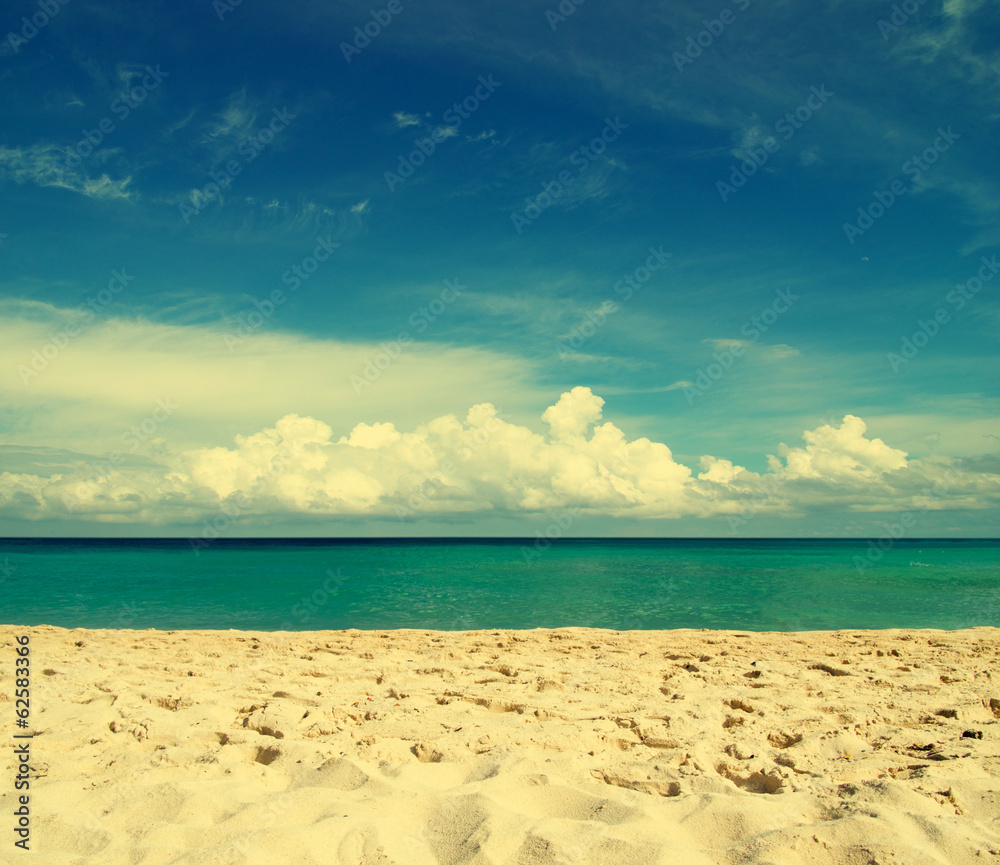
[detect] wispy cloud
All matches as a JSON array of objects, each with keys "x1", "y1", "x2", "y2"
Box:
[
  {"x1": 164, "y1": 107, "x2": 198, "y2": 138},
  {"x1": 466, "y1": 129, "x2": 497, "y2": 143},
  {"x1": 0, "y1": 145, "x2": 134, "y2": 201},
  {"x1": 204, "y1": 89, "x2": 258, "y2": 143},
  {"x1": 765, "y1": 344, "x2": 801, "y2": 359},
  {"x1": 393, "y1": 111, "x2": 422, "y2": 128},
  {"x1": 703, "y1": 338, "x2": 752, "y2": 352},
  {"x1": 701, "y1": 338, "x2": 800, "y2": 360}
]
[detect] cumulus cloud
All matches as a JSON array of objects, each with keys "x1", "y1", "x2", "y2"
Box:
[
  {"x1": 767, "y1": 414, "x2": 908, "y2": 482},
  {"x1": 540, "y1": 386, "x2": 605, "y2": 440},
  {"x1": 2, "y1": 387, "x2": 997, "y2": 528}
]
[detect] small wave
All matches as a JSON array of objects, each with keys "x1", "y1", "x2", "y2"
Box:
[{"x1": 909, "y1": 561, "x2": 934, "y2": 567}]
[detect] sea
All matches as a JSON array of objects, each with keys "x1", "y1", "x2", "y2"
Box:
[{"x1": 0, "y1": 538, "x2": 998, "y2": 632}]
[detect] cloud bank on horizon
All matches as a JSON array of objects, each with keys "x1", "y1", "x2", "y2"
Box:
[{"x1": 2, "y1": 387, "x2": 996, "y2": 534}]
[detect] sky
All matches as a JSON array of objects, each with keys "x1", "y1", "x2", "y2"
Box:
[{"x1": 0, "y1": 0, "x2": 998, "y2": 538}]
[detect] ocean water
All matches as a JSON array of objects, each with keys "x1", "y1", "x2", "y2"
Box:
[{"x1": 0, "y1": 538, "x2": 998, "y2": 632}]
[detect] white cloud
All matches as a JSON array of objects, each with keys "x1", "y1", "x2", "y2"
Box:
[
  {"x1": 700, "y1": 339, "x2": 799, "y2": 360},
  {"x1": 764, "y1": 344, "x2": 800, "y2": 359},
  {"x1": 466, "y1": 129, "x2": 497, "y2": 142},
  {"x1": 393, "y1": 111, "x2": 422, "y2": 128},
  {"x1": 730, "y1": 121, "x2": 770, "y2": 163},
  {"x1": 204, "y1": 90, "x2": 257, "y2": 144},
  {"x1": 0, "y1": 144, "x2": 133, "y2": 201},
  {"x1": 1, "y1": 303, "x2": 997, "y2": 528},
  {"x1": 0, "y1": 298, "x2": 547, "y2": 457},
  {"x1": 2, "y1": 383, "x2": 997, "y2": 527},
  {"x1": 164, "y1": 108, "x2": 197, "y2": 137},
  {"x1": 696, "y1": 456, "x2": 748, "y2": 486},
  {"x1": 766, "y1": 414, "x2": 908, "y2": 482},
  {"x1": 703, "y1": 338, "x2": 752, "y2": 352},
  {"x1": 540, "y1": 386, "x2": 605, "y2": 440}
]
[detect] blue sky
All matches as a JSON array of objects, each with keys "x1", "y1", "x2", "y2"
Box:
[{"x1": 1, "y1": 0, "x2": 998, "y2": 537}]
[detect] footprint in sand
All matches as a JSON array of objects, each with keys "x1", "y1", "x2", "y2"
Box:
[
  {"x1": 767, "y1": 731, "x2": 803, "y2": 749},
  {"x1": 809, "y1": 663, "x2": 850, "y2": 677},
  {"x1": 716, "y1": 762, "x2": 784, "y2": 794},
  {"x1": 254, "y1": 745, "x2": 281, "y2": 766}
]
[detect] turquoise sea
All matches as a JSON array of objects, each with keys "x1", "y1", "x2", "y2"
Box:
[{"x1": 0, "y1": 538, "x2": 998, "y2": 632}]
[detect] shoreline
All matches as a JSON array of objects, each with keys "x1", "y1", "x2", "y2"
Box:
[
  {"x1": 2, "y1": 625, "x2": 999, "y2": 862},
  {"x1": 5, "y1": 623, "x2": 999, "y2": 634}
]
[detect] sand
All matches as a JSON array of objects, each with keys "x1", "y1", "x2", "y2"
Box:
[{"x1": 1, "y1": 625, "x2": 999, "y2": 864}]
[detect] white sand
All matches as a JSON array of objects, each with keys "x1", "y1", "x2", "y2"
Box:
[{"x1": 2, "y1": 625, "x2": 999, "y2": 864}]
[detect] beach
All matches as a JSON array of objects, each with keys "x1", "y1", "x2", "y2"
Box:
[{"x1": 2, "y1": 624, "x2": 999, "y2": 863}]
